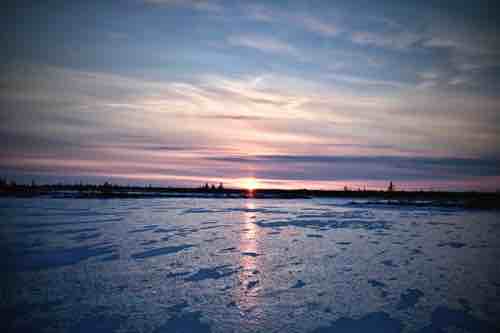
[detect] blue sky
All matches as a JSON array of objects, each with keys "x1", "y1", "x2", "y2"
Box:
[{"x1": 1, "y1": 0, "x2": 500, "y2": 190}]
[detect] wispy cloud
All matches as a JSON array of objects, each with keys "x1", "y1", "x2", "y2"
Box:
[
  {"x1": 295, "y1": 15, "x2": 340, "y2": 37},
  {"x1": 107, "y1": 32, "x2": 128, "y2": 40},
  {"x1": 241, "y1": 2, "x2": 499, "y2": 61},
  {"x1": 456, "y1": 63, "x2": 481, "y2": 72},
  {"x1": 227, "y1": 35, "x2": 300, "y2": 57},
  {"x1": 423, "y1": 37, "x2": 459, "y2": 49},
  {"x1": 328, "y1": 73, "x2": 410, "y2": 88},
  {"x1": 422, "y1": 33, "x2": 500, "y2": 56},
  {"x1": 415, "y1": 81, "x2": 437, "y2": 90},
  {"x1": 448, "y1": 76, "x2": 470, "y2": 86},
  {"x1": 415, "y1": 71, "x2": 440, "y2": 89},
  {"x1": 418, "y1": 71, "x2": 440, "y2": 80},
  {"x1": 243, "y1": 4, "x2": 420, "y2": 51},
  {"x1": 350, "y1": 31, "x2": 421, "y2": 50},
  {"x1": 421, "y1": 16, "x2": 500, "y2": 58},
  {"x1": 244, "y1": 4, "x2": 276, "y2": 23},
  {"x1": 244, "y1": 4, "x2": 340, "y2": 38},
  {"x1": 143, "y1": 0, "x2": 222, "y2": 13}
]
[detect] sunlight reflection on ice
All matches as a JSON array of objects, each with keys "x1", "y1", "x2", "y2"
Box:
[{"x1": 235, "y1": 200, "x2": 262, "y2": 314}]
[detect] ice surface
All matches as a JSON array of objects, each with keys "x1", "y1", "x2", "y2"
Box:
[
  {"x1": 152, "y1": 311, "x2": 212, "y2": 333},
  {"x1": 396, "y1": 288, "x2": 425, "y2": 310},
  {"x1": 8, "y1": 243, "x2": 115, "y2": 271},
  {"x1": 436, "y1": 241, "x2": 467, "y2": 248},
  {"x1": 184, "y1": 265, "x2": 238, "y2": 282},
  {"x1": 131, "y1": 245, "x2": 194, "y2": 259},
  {"x1": 311, "y1": 312, "x2": 403, "y2": 333},
  {"x1": 417, "y1": 306, "x2": 496, "y2": 332},
  {"x1": 2, "y1": 197, "x2": 500, "y2": 332},
  {"x1": 291, "y1": 279, "x2": 307, "y2": 289}
]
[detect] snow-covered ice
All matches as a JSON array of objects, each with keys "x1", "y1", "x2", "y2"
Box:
[{"x1": 1, "y1": 197, "x2": 499, "y2": 332}]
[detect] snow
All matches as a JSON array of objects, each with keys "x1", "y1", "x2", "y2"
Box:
[{"x1": 1, "y1": 197, "x2": 500, "y2": 332}]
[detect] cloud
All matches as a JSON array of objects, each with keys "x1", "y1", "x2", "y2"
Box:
[
  {"x1": 143, "y1": 0, "x2": 222, "y2": 12},
  {"x1": 200, "y1": 114, "x2": 266, "y2": 120},
  {"x1": 107, "y1": 32, "x2": 128, "y2": 40},
  {"x1": 328, "y1": 73, "x2": 410, "y2": 88},
  {"x1": 423, "y1": 37, "x2": 459, "y2": 49},
  {"x1": 448, "y1": 76, "x2": 470, "y2": 86},
  {"x1": 240, "y1": 0, "x2": 500, "y2": 75},
  {"x1": 244, "y1": 4, "x2": 276, "y2": 23},
  {"x1": 227, "y1": 35, "x2": 299, "y2": 57},
  {"x1": 418, "y1": 71, "x2": 439, "y2": 80},
  {"x1": 244, "y1": 4, "x2": 340, "y2": 38},
  {"x1": 244, "y1": 4, "x2": 417, "y2": 50},
  {"x1": 422, "y1": 33, "x2": 499, "y2": 56},
  {"x1": 2, "y1": 64, "x2": 500, "y2": 188},
  {"x1": 415, "y1": 81, "x2": 437, "y2": 90},
  {"x1": 350, "y1": 31, "x2": 421, "y2": 50},
  {"x1": 296, "y1": 15, "x2": 340, "y2": 37},
  {"x1": 420, "y1": 16, "x2": 500, "y2": 58},
  {"x1": 206, "y1": 154, "x2": 500, "y2": 179},
  {"x1": 456, "y1": 63, "x2": 482, "y2": 72}
]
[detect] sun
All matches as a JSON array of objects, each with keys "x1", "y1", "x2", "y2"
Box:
[{"x1": 241, "y1": 178, "x2": 259, "y2": 191}]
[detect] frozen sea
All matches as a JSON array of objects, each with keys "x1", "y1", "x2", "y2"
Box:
[{"x1": 1, "y1": 197, "x2": 500, "y2": 332}]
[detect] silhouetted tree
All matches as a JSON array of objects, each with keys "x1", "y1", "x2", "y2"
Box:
[
  {"x1": 343, "y1": 185, "x2": 349, "y2": 192},
  {"x1": 217, "y1": 182, "x2": 224, "y2": 190},
  {"x1": 101, "y1": 181, "x2": 112, "y2": 193},
  {"x1": 210, "y1": 184, "x2": 215, "y2": 190},
  {"x1": 388, "y1": 181, "x2": 394, "y2": 192}
]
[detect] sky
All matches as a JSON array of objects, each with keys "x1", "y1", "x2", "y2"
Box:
[{"x1": 1, "y1": 0, "x2": 500, "y2": 190}]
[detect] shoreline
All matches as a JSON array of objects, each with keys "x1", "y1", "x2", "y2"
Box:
[{"x1": 1, "y1": 185, "x2": 499, "y2": 209}]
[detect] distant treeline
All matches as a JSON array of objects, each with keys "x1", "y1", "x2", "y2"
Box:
[{"x1": 0, "y1": 179, "x2": 499, "y2": 209}]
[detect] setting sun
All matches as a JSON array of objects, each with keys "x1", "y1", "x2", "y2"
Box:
[{"x1": 241, "y1": 178, "x2": 259, "y2": 191}]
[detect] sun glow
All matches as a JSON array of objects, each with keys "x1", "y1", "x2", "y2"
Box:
[{"x1": 241, "y1": 178, "x2": 259, "y2": 191}]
